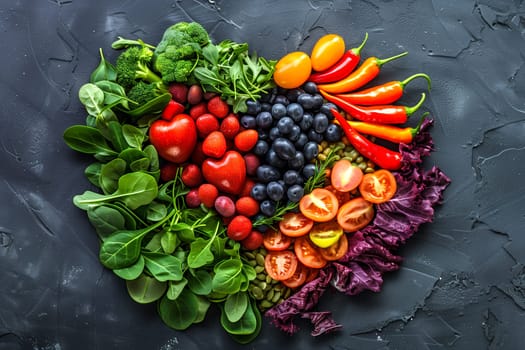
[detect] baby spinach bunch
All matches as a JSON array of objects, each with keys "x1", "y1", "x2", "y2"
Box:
[{"x1": 64, "y1": 46, "x2": 262, "y2": 343}]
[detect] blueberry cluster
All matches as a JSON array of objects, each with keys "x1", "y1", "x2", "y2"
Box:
[{"x1": 241, "y1": 82, "x2": 343, "y2": 217}]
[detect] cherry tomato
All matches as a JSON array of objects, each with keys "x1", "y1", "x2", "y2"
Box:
[
  {"x1": 273, "y1": 51, "x2": 312, "y2": 89},
  {"x1": 263, "y1": 229, "x2": 292, "y2": 251},
  {"x1": 359, "y1": 169, "x2": 397, "y2": 204},
  {"x1": 319, "y1": 233, "x2": 348, "y2": 261},
  {"x1": 310, "y1": 34, "x2": 345, "y2": 72},
  {"x1": 294, "y1": 236, "x2": 327, "y2": 269},
  {"x1": 299, "y1": 188, "x2": 339, "y2": 222},
  {"x1": 337, "y1": 197, "x2": 375, "y2": 232},
  {"x1": 281, "y1": 263, "x2": 309, "y2": 289},
  {"x1": 309, "y1": 221, "x2": 344, "y2": 248},
  {"x1": 279, "y1": 212, "x2": 314, "y2": 237},
  {"x1": 241, "y1": 230, "x2": 264, "y2": 250},
  {"x1": 264, "y1": 250, "x2": 298, "y2": 281},
  {"x1": 330, "y1": 159, "x2": 363, "y2": 192}
]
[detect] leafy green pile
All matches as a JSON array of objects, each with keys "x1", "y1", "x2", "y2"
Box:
[{"x1": 62, "y1": 23, "x2": 280, "y2": 343}]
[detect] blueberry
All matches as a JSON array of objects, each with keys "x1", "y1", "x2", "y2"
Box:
[
  {"x1": 311, "y1": 94, "x2": 324, "y2": 110},
  {"x1": 240, "y1": 115, "x2": 256, "y2": 129},
  {"x1": 303, "y1": 141, "x2": 319, "y2": 161},
  {"x1": 299, "y1": 113, "x2": 313, "y2": 131},
  {"x1": 260, "y1": 200, "x2": 277, "y2": 216},
  {"x1": 302, "y1": 81, "x2": 318, "y2": 94},
  {"x1": 271, "y1": 103, "x2": 287, "y2": 119},
  {"x1": 266, "y1": 149, "x2": 288, "y2": 168},
  {"x1": 288, "y1": 151, "x2": 305, "y2": 169},
  {"x1": 246, "y1": 100, "x2": 261, "y2": 115},
  {"x1": 256, "y1": 165, "x2": 281, "y2": 183},
  {"x1": 286, "y1": 88, "x2": 303, "y2": 102},
  {"x1": 261, "y1": 102, "x2": 272, "y2": 112},
  {"x1": 256, "y1": 111, "x2": 273, "y2": 129},
  {"x1": 257, "y1": 129, "x2": 269, "y2": 141},
  {"x1": 320, "y1": 102, "x2": 338, "y2": 119},
  {"x1": 287, "y1": 185, "x2": 305, "y2": 203},
  {"x1": 324, "y1": 123, "x2": 343, "y2": 142},
  {"x1": 294, "y1": 133, "x2": 309, "y2": 149},
  {"x1": 313, "y1": 112, "x2": 329, "y2": 133},
  {"x1": 253, "y1": 140, "x2": 269, "y2": 156},
  {"x1": 307, "y1": 129, "x2": 324, "y2": 143},
  {"x1": 269, "y1": 127, "x2": 281, "y2": 141},
  {"x1": 266, "y1": 181, "x2": 285, "y2": 201},
  {"x1": 297, "y1": 93, "x2": 315, "y2": 109},
  {"x1": 288, "y1": 125, "x2": 302, "y2": 142},
  {"x1": 283, "y1": 170, "x2": 300, "y2": 185},
  {"x1": 251, "y1": 183, "x2": 268, "y2": 201},
  {"x1": 274, "y1": 95, "x2": 290, "y2": 105},
  {"x1": 276, "y1": 116, "x2": 294, "y2": 134},
  {"x1": 302, "y1": 163, "x2": 317, "y2": 179},
  {"x1": 272, "y1": 137, "x2": 296, "y2": 160},
  {"x1": 286, "y1": 103, "x2": 304, "y2": 122}
]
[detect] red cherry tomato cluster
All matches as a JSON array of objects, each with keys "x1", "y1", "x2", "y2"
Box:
[{"x1": 150, "y1": 84, "x2": 264, "y2": 249}]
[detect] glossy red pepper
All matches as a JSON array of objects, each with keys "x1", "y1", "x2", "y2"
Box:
[
  {"x1": 331, "y1": 108, "x2": 402, "y2": 170},
  {"x1": 317, "y1": 51, "x2": 408, "y2": 94},
  {"x1": 346, "y1": 113, "x2": 428, "y2": 144},
  {"x1": 321, "y1": 90, "x2": 426, "y2": 124},
  {"x1": 308, "y1": 33, "x2": 368, "y2": 84},
  {"x1": 334, "y1": 73, "x2": 431, "y2": 105}
]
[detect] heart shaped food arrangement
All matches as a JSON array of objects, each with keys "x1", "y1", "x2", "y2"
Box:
[{"x1": 64, "y1": 22, "x2": 450, "y2": 343}]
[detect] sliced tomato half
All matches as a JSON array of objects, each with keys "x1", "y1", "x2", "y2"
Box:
[
  {"x1": 294, "y1": 236, "x2": 327, "y2": 269},
  {"x1": 299, "y1": 188, "x2": 339, "y2": 222},
  {"x1": 264, "y1": 250, "x2": 298, "y2": 281},
  {"x1": 359, "y1": 169, "x2": 397, "y2": 204},
  {"x1": 319, "y1": 233, "x2": 348, "y2": 261},
  {"x1": 279, "y1": 212, "x2": 314, "y2": 237},
  {"x1": 281, "y1": 262, "x2": 310, "y2": 289},
  {"x1": 337, "y1": 197, "x2": 374, "y2": 232},
  {"x1": 263, "y1": 229, "x2": 292, "y2": 251}
]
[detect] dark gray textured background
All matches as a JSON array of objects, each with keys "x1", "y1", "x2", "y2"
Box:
[{"x1": 1, "y1": 0, "x2": 524, "y2": 349}]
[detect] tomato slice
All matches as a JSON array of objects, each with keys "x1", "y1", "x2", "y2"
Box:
[
  {"x1": 304, "y1": 266, "x2": 320, "y2": 283},
  {"x1": 299, "y1": 188, "x2": 339, "y2": 222},
  {"x1": 263, "y1": 229, "x2": 292, "y2": 251},
  {"x1": 330, "y1": 159, "x2": 363, "y2": 192},
  {"x1": 319, "y1": 233, "x2": 348, "y2": 261},
  {"x1": 294, "y1": 236, "x2": 327, "y2": 269},
  {"x1": 309, "y1": 221, "x2": 343, "y2": 248},
  {"x1": 264, "y1": 250, "x2": 298, "y2": 281},
  {"x1": 337, "y1": 197, "x2": 375, "y2": 232},
  {"x1": 359, "y1": 169, "x2": 397, "y2": 204},
  {"x1": 279, "y1": 212, "x2": 314, "y2": 237},
  {"x1": 325, "y1": 185, "x2": 351, "y2": 207},
  {"x1": 281, "y1": 262, "x2": 309, "y2": 289}
]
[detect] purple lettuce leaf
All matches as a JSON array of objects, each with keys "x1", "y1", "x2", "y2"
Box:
[{"x1": 265, "y1": 117, "x2": 451, "y2": 337}]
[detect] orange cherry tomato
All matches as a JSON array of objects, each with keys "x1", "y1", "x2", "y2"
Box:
[
  {"x1": 299, "y1": 188, "x2": 339, "y2": 222},
  {"x1": 311, "y1": 34, "x2": 345, "y2": 71},
  {"x1": 263, "y1": 229, "x2": 292, "y2": 251},
  {"x1": 273, "y1": 51, "x2": 312, "y2": 89},
  {"x1": 319, "y1": 233, "x2": 348, "y2": 261},
  {"x1": 330, "y1": 159, "x2": 364, "y2": 192},
  {"x1": 336, "y1": 197, "x2": 375, "y2": 232},
  {"x1": 279, "y1": 212, "x2": 314, "y2": 237},
  {"x1": 294, "y1": 236, "x2": 327, "y2": 269},
  {"x1": 359, "y1": 169, "x2": 397, "y2": 204},
  {"x1": 281, "y1": 262, "x2": 309, "y2": 289},
  {"x1": 264, "y1": 250, "x2": 298, "y2": 281}
]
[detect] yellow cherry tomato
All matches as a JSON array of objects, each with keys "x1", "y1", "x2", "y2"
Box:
[
  {"x1": 273, "y1": 51, "x2": 312, "y2": 89},
  {"x1": 309, "y1": 221, "x2": 343, "y2": 248},
  {"x1": 311, "y1": 34, "x2": 345, "y2": 72}
]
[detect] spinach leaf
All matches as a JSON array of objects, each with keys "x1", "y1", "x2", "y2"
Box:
[
  {"x1": 124, "y1": 93, "x2": 171, "y2": 118},
  {"x1": 220, "y1": 296, "x2": 258, "y2": 335},
  {"x1": 193, "y1": 295, "x2": 212, "y2": 324},
  {"x1": 158, "y1": 289, "x2": 199, "y2": 330},
  {"x1": 87, "y1": 205, "x2": 126, "y2": 239},
  {"x1": 187, "y1": 270, "x2": 213, "y2": 296},
  {"x1": 78, "y1": 83, "x2": 105, "y2": 117},
  {"x1": 143, "y1": 251, "x2": 183, "y2": 282},
  {"x1": 212, "y1": 259, "x2": 243, "y2": 294},
  {"x1": 99, "y1": 158, "x2": 127, "y2": 195},
  {"x1": 143, "y1": 145, "x2": 159, "y2": 172},
  {"x1": 95, "y1": 80, "x2": 130, "y2": 109},
  {"x1": 84, "y1": 162, "x2": 102, "y2": 187},
  {"x1": 166, "y1": 278, "x2": 188, "y2": 300},
  {"x1": 90, "y1": 49, "x2": 117, "y2": 83},
  {"x1": 63, "y1": 125, "x2": 117, "y2": 156},
  {"x1": 107, "y1": 120, "x2": 129, "y2": 152},
  {"x1": 122, "y1": 124, "x2": 146, "y2": 149},
  {"x1": 126, "y1": 273, "x2": 167, "y2": 304},
  {"x1": 145, "y1": 202, "x2": 167, "y2": 222},
  {"x1": 160, "y1": 230, "x2": 179, "y2": 254},
  {"x1": 224, "y1": 291, "x2": 248, "y2": 323},
  {"x1": 227, "y1": 299, "x2": 262, "y2": 344},
  {"x1": 187, "y1": 237, "x2": 215, "y2": 269},
  {"x1": 113, "y1": 255, "x2": 144, "y2": 280}
]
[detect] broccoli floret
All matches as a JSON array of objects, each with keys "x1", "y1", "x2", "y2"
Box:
[
  {"x1": 153, "y1": 22, "x2": 210, "y2": 84},
  {"x1": 127, "y1": 81, "x2": 167, "y2": 106},
  {"x1": 115, "y1": 46, "x2": 162, "y2": 90}
]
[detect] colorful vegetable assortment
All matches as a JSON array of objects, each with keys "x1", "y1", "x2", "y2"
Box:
[{"x1": 63, "y1": 22, "x2": 450, "y2": 343}]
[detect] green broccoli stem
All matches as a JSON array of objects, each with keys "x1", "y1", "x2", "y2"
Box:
[{"x1": 136, "y1": 62, "x2": 162, "y2": 84}]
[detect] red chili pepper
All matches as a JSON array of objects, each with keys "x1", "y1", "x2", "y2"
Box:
[
  {"x1": 317, "y1": 51, "x2": 408, "y2": 94},
  {"x1": 308, "y1": 33, "x2": 368, "y2": 84},
  {"x1": 333, "y1": 73, "x2": 431, "y2": 106},
  {"x1": 346, "y1": 112, "x2": 428, "y2": 144},
  {"x1": 331, "y1": 108, "x2": 402, "y2": 170},
  {"x1": 321, "y1": 90, "x2": 426, "y2": 124}
]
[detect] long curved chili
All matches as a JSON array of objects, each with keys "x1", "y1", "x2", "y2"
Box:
[
  {"x1": 346, "y1": 112, "x2": 428, "y2": 144},
  {"x1": 308, "y1": 33, "x2": 368, "y2": 84},
  {"x1": 331, "y1": 108, "x2": 402, "y2": 170},
  {"x1": 317, "y1": 51, "x2": 408, "y2": 94},
  {"x1": 320, "y1": 90, "x2": 426, "y2": 124},
  {"x1": 333, "y1": 73, "x2": 431, "y2": 105}
]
